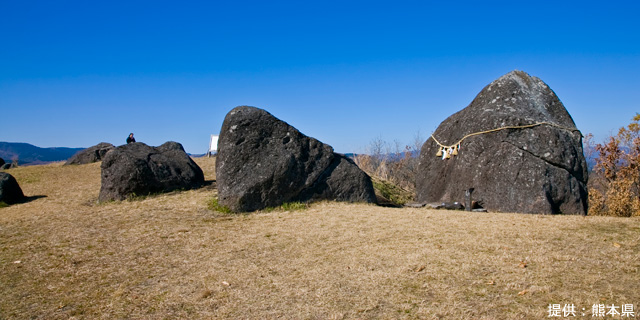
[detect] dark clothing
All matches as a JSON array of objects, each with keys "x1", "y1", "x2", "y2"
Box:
[{"x1": 126, "y1": 136, "x2": 136, "y2": 144}]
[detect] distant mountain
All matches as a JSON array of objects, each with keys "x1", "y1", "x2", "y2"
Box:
[
  {"x1": 0, "y1": 142, "x2": 85, "y2": 165},
  {"x1": 0, "y1": 141, "x2": 602, "y2": 169}
]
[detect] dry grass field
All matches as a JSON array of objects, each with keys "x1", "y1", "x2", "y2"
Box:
[{"x1": 1, "y1": 157, "x2": 639, "y2": 319}]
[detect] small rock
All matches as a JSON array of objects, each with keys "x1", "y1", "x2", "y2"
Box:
[
  {"x1": 0, "y1": 172, "x2": 25, "y2": 204},
  {"x1": 1, "y1": 163, "x2": 16, "y2": 170},
  {"x1": 404, "y1": 202, "x2": 426, "y2": 208}
]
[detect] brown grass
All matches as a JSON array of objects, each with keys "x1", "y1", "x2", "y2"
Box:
[{"x1": 1, "y1": 158, "x2": 639, "y2": 319}]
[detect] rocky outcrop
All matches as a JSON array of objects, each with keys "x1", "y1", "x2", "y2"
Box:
[
  {"x1": 216, "y1": 106, "x2": 376, "y2": 212},
  {"x1": 0, "y1": 158, "x2": 4, "y2": 167},
  {"x1": 416, "y1": 70, "x2": 588, "y2": 215},
  {"x1": 0, "y1": 172, "x2": 25, "y2": 204},
  {"x1": 65, "y1": 142, "x2": 115, "y2": 165},
  {"x1": 1, "y1": 163, "x2": 16, "y2": 170},
  {"x1": 98, "y1": 142, "x2": 205, "y2": 202}
]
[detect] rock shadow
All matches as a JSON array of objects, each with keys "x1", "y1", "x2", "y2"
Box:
[{"x1": 4, "y1": 195, "x2": 48, "y2": 206}]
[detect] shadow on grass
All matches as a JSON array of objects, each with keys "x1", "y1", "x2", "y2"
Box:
[
  {"x1": 20, "y1": 195, "x2": 48, "y2": 203},
  {"x1": 201, "y1": 180, "x2": 217, "y2": 190},
  {"x1": 0, "y1": 195, "x2": 47, "y2": 208}
]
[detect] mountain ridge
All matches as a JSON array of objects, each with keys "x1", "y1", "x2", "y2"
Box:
[
  {"x1": 0, "y1": 142, "x2": 85, "y2": 165},
  {"x1": 0, "y1": 141, "x2": 598, "y2": 168}
]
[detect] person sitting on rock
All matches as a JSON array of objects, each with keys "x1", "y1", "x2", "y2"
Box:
[{"x1": 126, "y1": 133, "x2": 136, "y2": 144}]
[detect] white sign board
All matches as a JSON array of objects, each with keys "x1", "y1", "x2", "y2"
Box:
[{"x1": 209, "y1": 135, "x2": 219, "y2": 153}]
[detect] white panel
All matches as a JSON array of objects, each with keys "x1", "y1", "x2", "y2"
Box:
[{"x1": 209, "y1": 135, "x2": 219, "y2": 152}]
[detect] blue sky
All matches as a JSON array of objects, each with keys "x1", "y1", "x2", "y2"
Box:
[{"x1": 1, "y1": 1, "x2": 638, "y2": 154}]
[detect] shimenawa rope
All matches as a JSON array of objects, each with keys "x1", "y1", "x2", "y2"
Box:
[{"x1": 430, "y1": 121, "x2": 582, "y2": 160}]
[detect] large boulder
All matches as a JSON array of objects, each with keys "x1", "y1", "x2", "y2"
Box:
[
  {"x1": 0, "y1": 158, "x2": 5, "y2": 167},
  {"x1": 216, "y1": 106, "x2": 376, "y2": 212},
  {"x1": 416, "y1": 70, "x2": 588, "y2": 215},
  {"x1": 98, "y1": 142, "x2": 205, "y2": 202},
  {"x1": 0, "y1": 172, "x2": 25, "y2": 204},
  {"x1": 64, "y1": 142, "x2": 115, "y2": 165}
]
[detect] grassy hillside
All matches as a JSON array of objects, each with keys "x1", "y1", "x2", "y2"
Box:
[{"x1": 1, "y1": 158, "x2": 638, "y2": 319}]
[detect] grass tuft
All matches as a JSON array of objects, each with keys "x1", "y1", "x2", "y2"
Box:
[
  {"x1": 0, "y1": 201, "x2": 8, "y2": 208},
  {"x1": 371, "y1": 178, "x2": 414, "y2": 206},
  {"x1": 207, "y1": 197, "x2": 232, "y2": 213},
  {"x1": 263, "y1": 201, "x2": 309, "y2": 212}
]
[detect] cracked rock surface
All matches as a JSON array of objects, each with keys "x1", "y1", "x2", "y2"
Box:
[
  {"x1": 416, "y1": 70, "x2": 588, "y2": 214},
  {"x1": 216, "y1": 106, "x2": 376, "y2": 212}
]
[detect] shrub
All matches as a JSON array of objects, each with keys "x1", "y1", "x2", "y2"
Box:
[
  {"x1": 371, "y1": 178, "x2": 414, "y2": 206},
  {"x1": 588, "y1": 114, "x2": 640, "y2": 217},
  {"x1": 353, "y1": 133, "x2": 423, "y2": 205}
]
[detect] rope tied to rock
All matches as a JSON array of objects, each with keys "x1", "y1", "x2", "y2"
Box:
[{"x1": 430, "y1": 121, "x2": 582, "y2": 160}]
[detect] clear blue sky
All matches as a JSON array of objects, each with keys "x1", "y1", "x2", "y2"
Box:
[{"x1": 1, "y1": 1, "x2": 638, "y2": 154}]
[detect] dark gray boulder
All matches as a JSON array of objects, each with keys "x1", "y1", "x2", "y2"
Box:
[
  {"x1": 1, "y1": 163, "x2": 16, "y2": 170},
  {"x1": 64, "y1": 142, "x2": 115, "y2": 165},
  {"x1": 98, "y1": 142, "x2": 205, "y2": 202},
  {"x1": 297, "y1": 154, "x2": 377, "y2": 203},
  {"x1": 0, "y1": 158, "x2": 4, "y2": 167},
  {"x1": 216, "y1": 106, "x2": 376, "y2": 212},
  {"x1": 416, "y1": 70, "x2": 588, "y2": 215},
  {"x1": 0, "y1": 172, "x2": 25, "y2": 204}
]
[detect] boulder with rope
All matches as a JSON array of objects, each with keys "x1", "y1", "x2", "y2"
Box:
[{"x1": 416, "y1": 70, "x2": 588, "y2": 215}]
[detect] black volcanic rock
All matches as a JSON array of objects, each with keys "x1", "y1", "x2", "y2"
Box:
[
  {"x1": 216, "y1": 106, "x2": 376, "y2": 212},
  {"x1": 296, "y1": 154, "x2": 378, "y2": 203},
  {"x1": 1, "y1": 163, "x2": 16, "y2": 170},
  {"x1": 98, "y1": 142, "x2": 205, "y2": 202},
  {"x1": 0, "y1": 172, "x2": 25, "y2": 204},
  {"x1": 65, "y1": 142, "x2": 115, "y2": 165},
  {"x1": 416, "y1": 71, "x2": 588, "y2": 215}
]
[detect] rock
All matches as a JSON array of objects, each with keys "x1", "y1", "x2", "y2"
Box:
[
  {"x1": 416, "y1": 70, "x2": 588, "y2": 215},
  {"x1": 296, "y1": 154, "x2": 377, "y2": 203},
  {"x1": 425, "y1": 202, "x2": 465, "y2": 210},
  {"x1": 0, "y1": 158, "x2": 4, "y2": 167},
  {"x1": 1, "y1": 163, "x2": 16, "y2": 170},
  {"x1": 442, "y1": 202, "x2": 465, "y2": 210},
  {"x1": 404, "y1": 202, "x2": 427, "y2": 208},
  {"x1": 64, "y1": 142, "x2": 115, "y2": 165},
  {"x1": 426, "y1": 203, "x2": 441, "y2": 209},
  {"x1": 98, "y1": 142, "x2": 205, "y2": 202},
  {"x1": 0, "y1": 172, "x2": 25, "y2": 204},
  {"x1": 216, "y1": 106, "x2": 376, "y2": 212}
]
